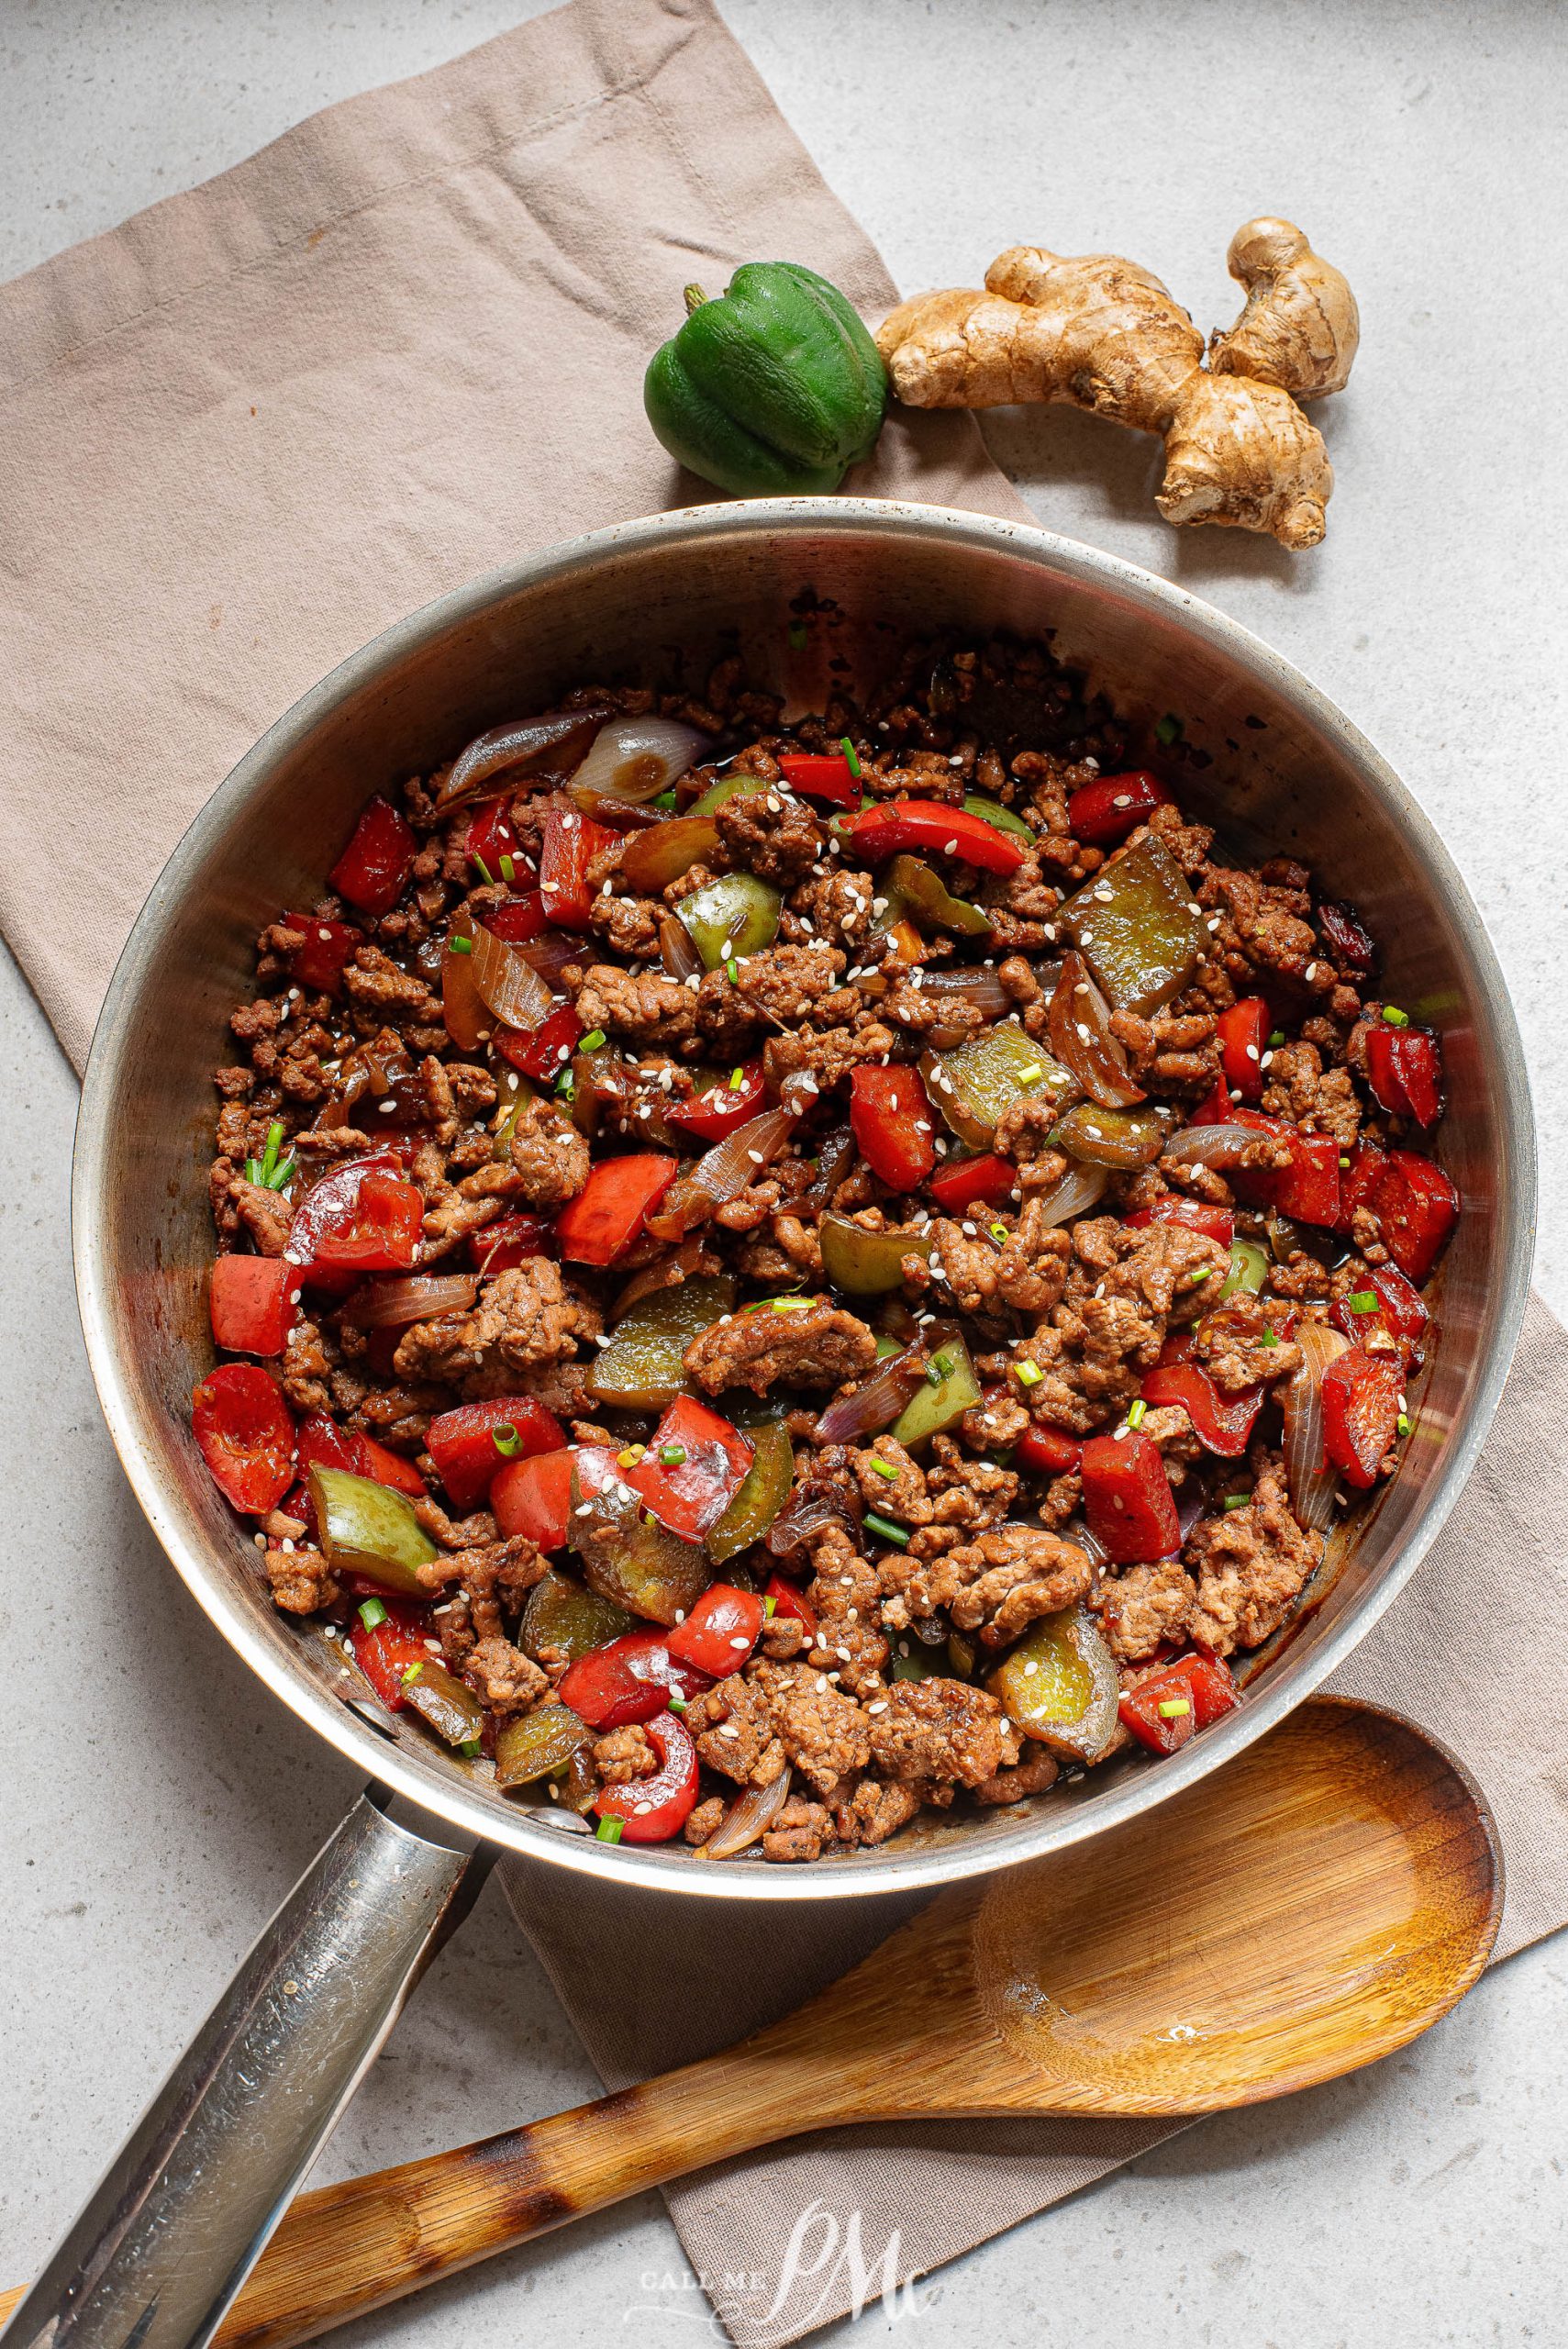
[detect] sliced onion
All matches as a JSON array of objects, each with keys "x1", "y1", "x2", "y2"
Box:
[
  {"x1": 442, "y1": 914, "x2": 487, "y2": 1050},
  {"x1": 437, "y1": 707, "x2": 607, "y2": 811},
  {"x1": 1173, "y1": 1481, "x2": 1209, "y2": 1546},
  {"x1": 622, "y1": 816, "x2": 722, "y2": 895},
  {"x1": 646, "y1": 1106, "x2": 795, "y2": 1240},
  {"x1": 697, "y1": 1766, "x2": 794, "y2": 1860},
  {"x1": 800, "y1": 1122, "x2": 856, "y2": 1210},
  {"x1": 1163, "y1": 1122, "x2": 1270, "y2": 1169},
  {"x1": 1031, "y1": 1160, "x2": 1109, "y2": 1227},
  {"x1": 1047, "y1": 952, "x2": 1145, "y2": 1109},
  {"x1": 659, "y1": 911, "x2": 703, "y2": 982},
  {"x1": 516, "y1": 931, "x2": 582, "y2": 989},
  {"x1": 342, "y1": 1272, "x2": 479, "y2": 1330},
  {"x1": 767, "y1": 1477, "x2": 862, "y2": 1561},
  {"x1": 570, "y1": 718, "x2": 710, "y2": 812},
  {"x1": 609, "y1": 1235, "x2": 706, "y2": 1320},
  {"x1": 1282, "y1": 1322, "x2": 1351, "y2": 1532},
  {"x1": 815, "y1": 1338, "x2": 930, "y2": 1447},
  {"x1": 915, "y1": 966, "x2": 1013, "y2": 1018},
  {"x1": 470, "y1": 923, "x2": 555, "y2": 1030}
]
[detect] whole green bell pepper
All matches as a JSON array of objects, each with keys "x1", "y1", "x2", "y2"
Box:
[{"x1": 644, "y1": 263, "x2": 887, "y2": 496}]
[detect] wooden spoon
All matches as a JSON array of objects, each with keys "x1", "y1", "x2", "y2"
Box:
[{"x1": 0, "y1": 1698, "x2": 1498, "y2": 2348}]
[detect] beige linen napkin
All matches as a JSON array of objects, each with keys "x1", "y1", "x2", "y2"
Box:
[{"x1": 3, "y1": 3, "x2": 1565, "y2": 2342}]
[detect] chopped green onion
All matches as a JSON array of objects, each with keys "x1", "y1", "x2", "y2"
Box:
[
  {"x1": 728, "y1": 1066, "x2": 746, "y2": 1090},
  {"x1": 357, "y1": 1597, "x2": 388, "y2": 1631},
  {"x1": 926, "y1": 1351, "x2": 954, "y2": 1387},
  {"x1": 771, "y1": 1297, "x2": 811, "y2": 1313},
  {"x1": 1016, "y1": 1359, "x2": 1043, "y2": 1389},
  {"x1": 472, "y1": 852, "x2": 495, "y2": 885},
  {"x1": 498, "y1": 853, "x2": 517, "y2": 884},
  {"x1": 617, "y1": 1444, "x2": 646, "y2": 1468},
  {"x1": 871, "y1": 1457, "x2": 899, "y2": 1481},
  {"x1": 787, "y1": 620, "x2": 807, "y2": 651},
  {"x1": 595, "y1": 1816, "x2": 624, "y2": 1843},
  {"x1": 449, "y1": 935, "x2": 473, "y2": 955},
  {"x1": 1397, "y1": 1412, "x2": 1411, "y2": 1437},
  {"x1": 1184, "y1": 1265, "x2": 1212, "y2": 1286},
  {"x1": 1260, "y1": 1329, "x2": 1280, "y2": 1348},
  {"x1": 1224, "y1": 1494, "x2": 1251, "y2": 1512},
  {"x1": 1127, "y1": 1398, "x2": 1147, "y2": 1431},
  {"x1": 401, "y1": 1661, "x2": 425, "y2": 1687},
  {"x1": 261, "y1": 1119, "x2": 285, "y2": 1183},
  {"x1": 1157, "y1": 1698, "x2": 1192, "y2": 1719},
  {"x1": 1339, "y1": 1153, "x2": 1351, "y2": 1168},
  {"x1": 460, "y1": 1736, "x2": 484, "y2": 1758},
  {"x1": 725, "y1": 957, "x2": 740, "y2": 985},
  {"x1": 666, "y1": 1691, "x2": 688, "y2": 1712},
  {"x1": 580, "y1": 1029, "x2": 607, "y2": 1052},
  {"x1": 1017, "y1": 1062, "x2": 1043, "y2": 1085},
  {"x1": 659, "y1": 1442, "x2": 687, "y2": 1466},
  {"x1": 266, "y1": 1156, "x2": 297, "y2": 1192},
  {"x1": 652, "y1": 788, "x2": 678, "y2": 811},
  {"x1": 840, "y1": 736, "x2": 862, "y2": 777},
  {"x1": 1347, "y1": 1290, "x2": 1378, "y2": 1314},
  {"x1": 989, "y1": 1220, "x2": 1009, "y2": 1245},
  {"x1": 1268, "y1": 1030, "x2": 1285, "y2": 1049},
  {"x1": 1155, "y1": 712, "x2": 1183, "y2": 747},
  {"x1": 863, "y1": 1510, "x2": 910, "y2": 1547},
  {"x1": 1382, "y1": 1005, "x2": 1410, "y2": 1028},
  {"x1": 483, "y1": 1423, "x2": 517, "y2": 1461},
  {"x1": 762, "y1": 1596, "x2": 777, "y2": 1619},
  {"x1": 554, "y1": 1071, "x2": 575, "y2": 1100},
  {"x1": 243, "y1": 1157, "x2": 262, "y2": 1184}
]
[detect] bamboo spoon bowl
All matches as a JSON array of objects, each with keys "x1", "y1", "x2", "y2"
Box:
[{"x1": 2, "y1": 1696, "x2": 1495, "y2": 2349}]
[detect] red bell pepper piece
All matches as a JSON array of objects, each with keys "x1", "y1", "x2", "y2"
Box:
[
  {"x1": 594, "y1": 1709, "x2": 700, "y2": 1842},
  {"x1": 665, "y1": 1583, "x2": 767, "y2": 1676},
  {"x1": 1231, "y1": 1108, "x2": 1341, "y2": 1228},
  {"x1": 1013, "y1": 1422, "x2": 1084, "y2": 1476},
  {"x1": 284, "y1": 1152, "x2": 422, "y2": 1277},
  {"x1": 668, "y1": 1060, "x2": 768, "y2": 1142},
  {"x1": 1320, "y1": 1345, "x2": 1404, "y2": 1488},
  {"x1": 1343, "y1": 1145, "x2": 1459, "y2": 1284},
  {"x1": 626, "y1": 1397, "x2": 753, "y2": 1541},
  {"x1": 281, "y1": 911, "x2": 360, "y2": 996},
  {"x1": 556, "y1": 1628, "x2": 712, "y2": 1730},
  {"x1": 209, "y1": 1256, "x2": 298, "y2": 1356},
  {"x1": 1317, "y1": 899, "x2": 1376, "y2": 975},
  {"x1": 926, "y1": 1152, "x2": 1017, "y2": 1212},
  {"x1": 484, "y1": 890, "x2": 548, "y2": 944},
  {"x1": 465, "y1": 796, "x2": 522, "y2": 875},
  {"x1": 1118, "y1": 1650, "x2": 1240, "y2": 1754},
  {"x1": 1330, "y1": 1262, "x2": 1429, "y2": 1361},
  {"x1": 1365, "y1": 1023, "x2": 1444, "y2": 1127},
  {"x1": 470, "y1": 1211, "x2": 557, "y2": 1273},
  {"x1": 490, "y1": 1446, "x2": 577, "y2": 1550},
  {"x1": 1140, "y1": 1358, "x2": 1263, "y2": 1458},
  {"x1": 1125, "y1": 1198, "x2": 1236, "y2": 1249},
  {"x1": 1080, "y1": 1429, "x2": 1182, "y2": 1564},
  {"x1": 777, "y1": 752, "x2": 861, "y2": 807},
  {"x1": 495, "y1": 1001, "x2": 584, "y2": 1083},
  {"x1": 1216, "y1": 996, "x2": 1269, "y2": 1104},
  {"x1": 847, "y1": 798, "x2": 1028, "y2": 876},
  {"x1": 349, "y1": 1598, "x2": 437, "y2": 1710},
  {"x1": 356, "y1": 1435, "x2": 428, "y2": 1497},
  {"x1": 762, "y1": 1574, "x2": 818, "y2": 1637},
  {"x1": 295, "y1": 1411, "x2": 426, "y2": 1497},
  {"x1": 539, "y1": 803, "x2": 617, "y2": 930},
  {"x1": 1190, "y1": 1071, "x2": 1234, "y2": 1126},
  {"x1": 850, "y1": 1063, "x2": 937, "y2": 1191},
  {"x1": 555, "y1": 1153, "x2": 678, "y2": 1266},
  {"x1": 191, "y1": 1364, "x2": 295, "y2": 1514},
  {"x1": 1066, "y1": 769, "x2": 1172, "y2": 848},
  {"x1": 427, "y1": 1396, "x2": 566, "y2": 1515},
  {"x1": 328, "y1": 796, "x2": 417, "y2": 916}
]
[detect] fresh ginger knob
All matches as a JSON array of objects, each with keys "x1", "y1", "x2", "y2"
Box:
[{"x1": 1209, "y1": 217, "x2": 1360, "y2": 399}]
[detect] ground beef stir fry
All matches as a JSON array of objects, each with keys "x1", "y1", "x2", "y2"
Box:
[{"x1": 195, "y1": 635, "x2": 1460, "y2": 1861}]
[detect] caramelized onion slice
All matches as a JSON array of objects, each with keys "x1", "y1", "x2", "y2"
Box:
[
  {"x1": 438, "y1": 707, "x2": 607, "y2": 811},
  {"x1": 815, "y1": 1339, "x2": 930, "y2": 1447},
  {"x1": 515, "y1": 931, "x2": 582, "y2": 990},
  {"x1": 659, "y1": 911, "x2": 703, "y2": 982},
  {"x1": 646, "y1": 1106, "x2": 796, "y2": 1240},
  {"x1": 697, "y1": 1766, "x2": 794, "y2": 1859},
  {"x1": 1047, "y1": 951, "x2": 1145, "y2": 1109},
  {"x1": 470, "y1": 923, "x2": 555, "y2": 1030},
  {"x1": 1282, "y1": 1321, "x2": 1351, "y2": 1532},
  {"x1": 570, "y1": 718, "x2": 711, "y2": 812},
  {"x1": 1030, "y1": 1160, "x2": 1109, "y2": 1227},
  {"x1": 914, "y1": 965, "x2": 1014, "y2": 1019},
  {"x1": 342, "y1": 1273, "x2": 479, "y2": 1330},
  {"x1": 1162, "y1": 1122, "x2": 1265, "y2": 1169}
]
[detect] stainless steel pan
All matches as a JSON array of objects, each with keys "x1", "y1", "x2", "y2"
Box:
[{"x1": 16, "y1": 502, "x2": 1532, "y2": 2349}]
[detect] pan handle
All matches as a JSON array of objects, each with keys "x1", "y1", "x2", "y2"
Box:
[{"x1": 2, "y1": 1786, "x2": 484, "y2": 2349}]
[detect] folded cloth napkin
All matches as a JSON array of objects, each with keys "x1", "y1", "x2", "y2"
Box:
[{"x1": 3, "y1": 2, "x2": 1564, "y2": 2342}]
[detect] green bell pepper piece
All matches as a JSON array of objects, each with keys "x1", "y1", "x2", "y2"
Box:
[
  {"x1": 879, "y1": 853, "x2": 991, "y2": 940},
  {"x1": 891, "y1": 1334, "x2": 983, "y2": 1449},
  {"x1": 921, "y1": 1019, "x2": 1076, "y2": 1149},
  {"x1": 308, "y1": 1465, "x2": 437, "y2": 1596},
  {"x1": 617, "y1": 814, "x2": 722, "y2": 896},
  {"x1": 687, "y1": 770, "x2": 772, "y2": 818},
  {"x1": 1058, "y1": 834, "x2": 1206, "y2": 1016},
  {"x1": 1052, "y1": 1099, "x2": 1173, "y2": 1171},
  {"x1": 571, "y1": 1455, "x2": 715, "y2": 1626},
  {"x1": 986, "y1": 1603, "x2": 1119, "y2": 1762},
  {"x1": 819, "y1": 1211, "x2": 934, "y2": 1297},
  {"x1": 495, "y1": 1701, "x2": 594, "y2": 1790},
  {"x1": 520, "y1": 1568, "x2": 636, "y2": 1664},
  {"x1": 889, "y1": 1639, "x2": 947, "y2": 1683},
  {"x1": 586, "y1": 1275, "x2": 738, "y2": 1412},
  {"x1": 706, "y1": 1419, "x2": 795, "y2": 1565},
  {"x1": 643, "y1": 263, "x2": 887, "y2": 496},
  {"x1": 962, "y1": 794, "x2": 1035, "y2": 842},
  {"x1": 1218, "y1": 1236, "x2": 1271, "y2": 1306},
  {"x1": 676, "y1": 872, "x2": 782, "y2": 969},
  {"x1": 399, "y1": 1658, "x2": 486, "y2": 1749}
]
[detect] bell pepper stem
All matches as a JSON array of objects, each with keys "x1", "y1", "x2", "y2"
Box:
[{"x1": 683, "y1": 283, "x2": 708, "y2": 315}]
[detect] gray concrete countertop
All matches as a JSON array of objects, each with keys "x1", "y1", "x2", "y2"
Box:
[{"x1": 2, "y1": 5, "x2": 1564, "y2": 2344}]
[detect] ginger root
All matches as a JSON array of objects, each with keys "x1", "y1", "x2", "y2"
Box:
[{"x1": 876, "y1": 217, "x2": 1359, "y2": 550}]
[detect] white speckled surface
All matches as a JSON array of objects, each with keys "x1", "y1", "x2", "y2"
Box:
[{"x1": 3, "y1": 4, "x2": 1565, "y2": 2343}]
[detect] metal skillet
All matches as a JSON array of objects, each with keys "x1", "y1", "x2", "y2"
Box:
[{"x1": 14, "y1": 501, "x2": 1534, "y2": 2349}]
